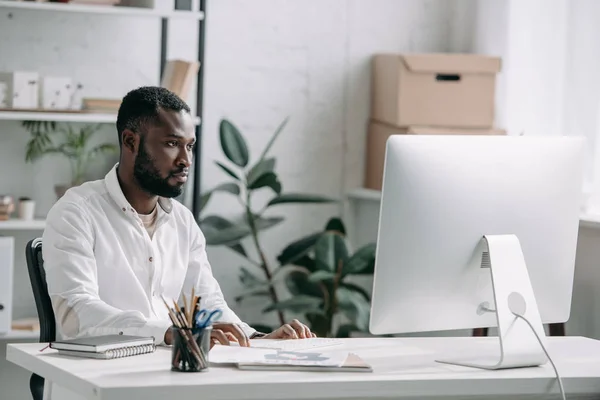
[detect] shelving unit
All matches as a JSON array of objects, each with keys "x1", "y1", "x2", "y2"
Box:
[
  {"x1": 0, "y1": 330, "x2": 39, "y2": 341},
  {"x1": 0, "y1": 0, "x2": 204, "y2": 19},
  {"x1": 0, "y1": 110, "x2": 201, "y2": 124},
  {"x1": 347, "y1": 188, "x2": 600, "y2": 230},
  {"x1": 0, "y1": 1, "x2": 208, "y2": 363},
  {"x1": 0, "y1": 0, "x2": 207, "y2": 215},
  {"x1": 0, "y1": 110, "x2": 116, "y2": 123},
  {"x1": 0, "y1": 219, "x2": 45, "y2": 231}
]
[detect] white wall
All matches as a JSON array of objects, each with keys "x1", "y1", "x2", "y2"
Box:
[
  {"x1": 0, "y1": 1, "x2": 465, "y2": 398},
  {"x1": 201, "y1": 0, "x2": 460, "y2": 327}
]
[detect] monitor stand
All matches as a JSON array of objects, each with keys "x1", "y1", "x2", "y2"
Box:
[{"x1": 435, "y1": 234, "x2": 548, "y2": 370}]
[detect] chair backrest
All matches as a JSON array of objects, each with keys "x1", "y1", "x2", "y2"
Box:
[
  {"x1": 25, "y1": 238, "x2": 55, "y2": 343},
  {"x1": 25, "y1": 238, "x2": 55, "y2": 400}
]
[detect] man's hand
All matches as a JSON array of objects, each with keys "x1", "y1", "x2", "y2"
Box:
[
  {"x1": 210, "y1": 323, "x2": 249, "y2": 348},
  {"x1": 259, "y1": 319, "x2": 316, "y2": 340},
  {"x1": 165, "y1": 324, "x2": 249, "y2": 348}
]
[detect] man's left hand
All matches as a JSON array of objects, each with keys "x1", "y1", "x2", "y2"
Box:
[{"x1": 259, "y1": 319, "x2": 316, "y2": 339}]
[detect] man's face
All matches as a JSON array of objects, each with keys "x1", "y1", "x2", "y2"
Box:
[{"x1": 133, "y1": 109, "x2": 196, "y2": 198}]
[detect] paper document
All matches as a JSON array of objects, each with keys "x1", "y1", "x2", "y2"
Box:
[{"x1": 209, "y1": 345, "x2": 348, "y2": 367}]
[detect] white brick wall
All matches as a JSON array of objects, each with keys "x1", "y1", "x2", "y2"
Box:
[
  {"x1": 202, "y1": 0, "x2": 458, "y2": 327},
  {"x1": 0, "y1": 1, "x2": 470, "y2": 397},
  {"x1": 0, "y1": 0, "x2": 463, "y2": 324}
]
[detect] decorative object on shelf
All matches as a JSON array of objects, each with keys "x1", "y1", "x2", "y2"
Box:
[
  {"x1": 0, "y1": 71, "x2": 39, "y2": 109},
  {"x1": 22, "y1": 120, "x2": 118, "y2": 198},
  {"x1": 175, "y1": 0, "x2": 198, "y2": 11},
  {"x1": 0, "y1": 195, "x2": 14, "y2": 221},
  {"x1": 81, "y1": 97, "x2": 121, "y2": 113},
  {"x1": 40, "y1": 76, "x2": 73, "y2": 110},
  {"x1": 17, "y1": 197, "x2": 35, "y2": 220},
  {"x1": 266, "y1": 218, "x2": 376, "y2": 338},
  {"x1": 160, "y1": 59, "x2": 200, "y2": 102},
  {"x1": 0, "y1": 81, "x2": 7, "y2": 108},
  {"x1": 198, "y1": 117, "x2": 338, "y2": 331}
]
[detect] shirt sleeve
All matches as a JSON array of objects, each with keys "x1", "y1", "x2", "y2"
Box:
[
  {"x1": 42, "y1": 200, "x2": 171, "y2": 344},
  {"x1": 184, "y1": 216, "x2": 257, "y2": 338}
]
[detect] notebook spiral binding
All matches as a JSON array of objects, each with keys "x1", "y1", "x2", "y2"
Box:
[{"x1": 102, "y1": 344, "x2": 156, "y2": 359}]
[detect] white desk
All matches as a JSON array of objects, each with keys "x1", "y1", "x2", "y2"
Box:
[{"x1": 7, "y1": 337, "x2": 600, "y2": 400}]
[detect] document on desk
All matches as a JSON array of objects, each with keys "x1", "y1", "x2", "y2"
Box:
[{"x1": 209, "y1": 345, "x2": 372, "y2": 372}]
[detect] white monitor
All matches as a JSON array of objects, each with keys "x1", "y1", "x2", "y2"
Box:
[{"x1": 369, "y1": 134, "x2": 585, "y2": 370}]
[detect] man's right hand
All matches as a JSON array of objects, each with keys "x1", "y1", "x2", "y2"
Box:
[
  {"x1": 210, "y1": 323, "x2": 249, "y2": 348},
  {"x1": 164, "y1": 323, "x2": 248, "y2": 348}
]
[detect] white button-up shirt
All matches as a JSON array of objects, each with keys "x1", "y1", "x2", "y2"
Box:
[{"x1": 42, "y1": 164, "x2": 255, "y2": 344}]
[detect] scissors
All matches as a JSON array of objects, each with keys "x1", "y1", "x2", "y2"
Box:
[{"x1": 195, "y1": 308, "x2": 223, "y2": 329}]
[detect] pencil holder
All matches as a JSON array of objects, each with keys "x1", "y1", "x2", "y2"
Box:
[{"x1": 171, "y1": 325, "x2": 212, "y2": 372}]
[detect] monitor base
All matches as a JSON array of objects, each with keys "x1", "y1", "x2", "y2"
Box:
[{"x1": 435, "y1": 234, "x2": 548, "y2": 370}]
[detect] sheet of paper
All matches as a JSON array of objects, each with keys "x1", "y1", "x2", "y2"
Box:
[{"x1": 208, "y1": 345, "x2": 348, "y2": 367}]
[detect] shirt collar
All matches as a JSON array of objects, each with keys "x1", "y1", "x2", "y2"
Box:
[{"x1": 104, "y1": 163, "x2": 173, "y2": 215}]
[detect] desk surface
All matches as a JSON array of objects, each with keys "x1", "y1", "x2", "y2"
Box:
[{"x1": 7, "y1": 336, "x2": 600, "y2": 400}]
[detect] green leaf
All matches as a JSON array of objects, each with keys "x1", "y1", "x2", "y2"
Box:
[
  {"x1": 200, "y1": 217, "x2": 252, "y2": 246},
  {"x1": 336, "y1": 286, "x2": 370, "y2": 331},
  {"x1": 199, "y1": 215, "x2": 234, "y2": 230},
  {"x1": 339, "y1": 282, "x2": 370, "y2": 302},
  {"x1": 314, "y1": 232, "x2": 349, "y2": 272},
  {"x1": 285, "y1": 270, "x2": 325, "y2": 298},
  {"x1": 219, "y1": 119, "x2": 249, "y2": 167},
  {"x1": 263, "y1": 295, "x2": 323, "y2": 314},
  {"x1": 259, "y1": 117, "x2": 288, "y2": 161},
  {"x1": 228, "y1": 243, "x2": 247, "y2": 257},
  {"x1": 276, "y1": 232, "x2": 322, "y2": 266},
  {"x1": 306, "y1": 312, "x2": 330, "y2": 338},
  {"x1": 293, "y1": 255, "x2": 317, "y2": 272},
  {"x1": 198, "y1": 191, "x2": 212, "y2": 214},
  {"x1": 212, "y1": 182, "x2": 240, "y2": 196},
  {"x1": 342, "y1": 243, "x2": 376, "y2": 276},
  {"x1": 215, "y1": 161, "x2": 241, "y2": 181},
  {"x1": 249, "y1": 324, "x2": 275, "y2": 334},
  {"x1": 308, "y1": 270, "x2": 336, "y2": 282},
  {"x1": 247, "y1": 172, "x2": 282, "y2": 194},
  {"x1": 335, "y1": 324, "x2": 358, "y2": 338},
  {"x1": 88, "y1": 143, "x2": 117, "y2": 160},
  {"x1": 239, "y1": 267, "x2": 267, "y2": 288},
  {"x1": 267, "y1": 193, "x2": 336, "y2": 207},
  {"x1": 247, "y1": 157, "x2": 275, "y2": 187},
  {"x1": 254, "y1": 215, "x2": 284, "y2": 231},
  {"x1": 234, "y1": 289, "x2": 271, "y2": 303},
  {"x1": 324, "y1": 217, "x2": 346, "y2": 236}
]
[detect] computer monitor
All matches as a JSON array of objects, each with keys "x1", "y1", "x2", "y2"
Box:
[{"x1": 369, "y1": 135, "x2": 585, "y2": 370}]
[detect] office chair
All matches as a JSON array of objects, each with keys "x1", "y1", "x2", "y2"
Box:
[{"x1": 25, "y1": 238, "x2": 55, "y2": 400}]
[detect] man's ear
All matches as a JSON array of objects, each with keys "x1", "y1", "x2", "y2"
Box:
[{"x1": 121, "y1": 129, "x2": 138, "y2": 153}]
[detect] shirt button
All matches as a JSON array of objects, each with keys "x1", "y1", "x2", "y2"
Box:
[
  {"x1": 149, "y1": 257, "x2": 153, "y2": 262},
  {"x1": 122, "y1": 207, "x2": 126, "y2": 212}
]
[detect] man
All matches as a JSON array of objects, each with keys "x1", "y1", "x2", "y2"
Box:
[{"x1": 43, "y1": 86, "x2": 314, "y2": 347}]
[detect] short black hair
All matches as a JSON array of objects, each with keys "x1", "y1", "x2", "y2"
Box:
[{"x1": 116, "y1": 86, "x2": 191, "y2": 147}]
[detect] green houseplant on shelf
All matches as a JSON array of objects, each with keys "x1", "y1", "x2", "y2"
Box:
[
  {"x1": 199, "y1": 118, "x2": 376, "y2": 337},
  {"x1": 22, "y1": 120, "x2": 117, "y2": 198}
]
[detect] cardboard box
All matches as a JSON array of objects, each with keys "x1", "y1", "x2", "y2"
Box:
[
  {"x1": 371, "y1": 53, "x2": 501, "y2": 128},
  {"x1": 364, "y1": 121, "x2": 505, "y2": 190}
]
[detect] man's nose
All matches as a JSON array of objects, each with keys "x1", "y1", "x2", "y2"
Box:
[{"x1": 177, "y1": 148, "x2": 192, "y2": 167}]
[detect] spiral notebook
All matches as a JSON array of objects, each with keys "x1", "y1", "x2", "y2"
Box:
[{"x1": 50, "y1": 334, "x2": 156, "y2": 360}]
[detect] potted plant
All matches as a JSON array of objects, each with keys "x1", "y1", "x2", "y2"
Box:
[
  {"x1": 267, "y1": 218, "x2": 376, "y2": 338},
  {"x1": 22, "y1": 120, "x2": 117, "y2": 198},
  {"x1": 199, "y1": 118, "x2": 376, "y2": 337}
]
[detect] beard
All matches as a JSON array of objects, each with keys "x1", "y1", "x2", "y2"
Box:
[{"x1": 133, "y1": 138, "x2": 184, "y2": 198}]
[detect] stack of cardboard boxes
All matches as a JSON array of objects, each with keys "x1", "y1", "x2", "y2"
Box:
[{"x1": 364, "y1": 53, "x2": 504, "y2": 190}]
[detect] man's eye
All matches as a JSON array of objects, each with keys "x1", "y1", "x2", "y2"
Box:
[
  {"x1": 166, "y1": 141, "x2": 178, "y2": 147},
  {"x1": 187, "y1": 144, "x2": 195, "y2": 151}
]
